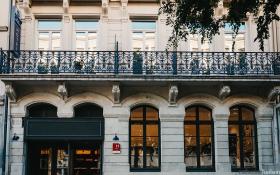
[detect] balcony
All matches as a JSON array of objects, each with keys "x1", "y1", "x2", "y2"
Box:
[{"x1": 0, "y1": 50, "x2": 279, "y2": 81}]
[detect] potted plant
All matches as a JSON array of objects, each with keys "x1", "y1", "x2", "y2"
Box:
[
  {"x1": 238, "y1": 53, "x2": 248, "y2": 75},
  {"x1": 74, "y1": 59, "x2": 84, "y2": 73},
  {"x1": 133, "y1": 51, "x2": 143, "y2": 74},
  {"x1": 50, "y1": 58, "x2": 59, "y2": 74},
  {"x1": 37, "y1": 59, "x2": 48, "y2": 74}
]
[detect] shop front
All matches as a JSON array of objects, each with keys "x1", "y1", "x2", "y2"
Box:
[{"x1": 24, "y1": 103, "x2": 104, "y2": 175}]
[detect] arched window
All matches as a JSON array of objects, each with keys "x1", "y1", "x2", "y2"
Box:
[
  {"x1": 129, "y1": 105, "x2": 160, "y2": 171},
  {"x1": 74, "y1": 103, "x2": 103, "y2": 118},
  {"x1": 27, "y1": 103, "x2": 57, "y2": 117},
  {"x1": 228, "y1": 106, "x2": 258, "y2": 171},
  {"x1": 184, "y1": 106, "x2": 215, "y2": 171}
]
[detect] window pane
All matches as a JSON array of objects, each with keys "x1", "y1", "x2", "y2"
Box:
[
  {"x1": 185, "y1": 125, "x2": 196, "y2": 136},
  {"x1": 185, "y1": 107, "x2": 196, "y2": 121},
  {"x1": 144, "y1": 32, "x2": 155, "y2": 51},
  {"x1": 229, "y1": 125, "x2": 241, "y2": 168},
  {"x1": 185, "y1": 136, "x2": 197, "y2": 167},
  {"x1": 56, "y1": 148, "x2": 69, "y2": 175},
  {"x1": 241, "y1": 107, "x2": 254, "y2": 121},
  {"x1": 38, "y1": 32, "x2": 50, "y2": 50},
  {"x1": 190, "y1": 35, "x2": 199, "y2": 51},
  {"x1": 130, "y1": 146, "x2": 143, "y2": 168},
  {"x1": 88, "y1": 32, "x2": 97, "y2": 50},
  {"x1": 132, "y1": 32, "x2": 144, "y2": 51},
  {"x1": 76, "y1": 32, "x2": 87, "y2": 51},
  {"x1": 243, "y1": 136, "x2": 256, "y2": 168},
  {"x1": 51, "y1": 32, "x2": 61, "y2": 50},
  {"x1": 229, "y1": 107, "x2": 239, "y2": 121},
  {"x1": 146, "y1": 107, "x2": 158, "y2": 121},
  {"x1": 200, "y1": 137, "x2": 212, "y2": 156},
  {"x1": 243, "y1": 125, "x2": 255, "y2": 137},
  {"x1": 200, "y1": 156, "x2": 212, "y2": 167},
  {"x1": 75, "y1": 21, "x2": 98, "y2": 30},
  {"x1": 131, "y1": 124, "x2": 143, "y2": 137},
  {"x1": 200, "y1": 125, "x2": 211, "y2": 137},
  {"x1": 146, "y1": 137, "x2": 159, "y2": 168},
  {"x1": 39, "y1": 147, "x2": 52, "y2": 174},
  {"x1": 199, "y1": 107, "x2": 211, "y2": 120},
  {"x1": 132, "y1": 21, "x2": 156, "y2": 30},
  {"x1": 146, "y1": 125, "x2": 158, "y2": 137},
  {"x1": 38, "y1": 20, "x2": 61, "y2": 30},
  {"x1": 131, "y1": 107, "x2": 143, "y2": 120}
]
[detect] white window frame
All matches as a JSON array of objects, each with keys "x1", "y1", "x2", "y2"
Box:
[
  {"x1": 224, "y1": 22, "x2": 246, "y2": 52},
  {"x1": 189, "y1": 34, "x2": 211, "y2": 52},
  {"x1": 36, "y1": 19, "x2": 62, "y2": 51},
  {"x1": 131, "y1": 20, "x2": 157, "y2": 51},
  {"x1": 73, "y1": 20, "x2": 99, "y2": 51}
]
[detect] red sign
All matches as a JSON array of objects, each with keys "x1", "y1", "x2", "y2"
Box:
[{"x1": 112, "y1": 143, "x2": 121, "y2": 154}]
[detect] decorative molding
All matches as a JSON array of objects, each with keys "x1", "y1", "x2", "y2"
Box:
[
  {"x1": 23, "y1": 0, "x2": 31, "y2": 13},
  {"x1": 63, "y1": 15, "x2": 70, "y2": 23},
  {"x1": 219, "y1": 85, "x2": 231, "y2": 100},
  {"x1": 102, "y1": 0, "x2": 109, "y2": 18},
  {"x1": 5, "y1": 83, "x2": 17, "y2": 102},
  {"x1": 169, "y1": 85, "x2": 178, "y2": 105},
  {"x1": 268, "y1": 86, "x2": 280, "y2": 103},
  {"x1": 57, "y1": 82, "x2": 68, "y2": 100},
  {"x1": 112, "y1": 84, "x2": 120, "y2": 104},
  {"x1": 63, "y1": 0, "x2": 69, "y2": 13}
]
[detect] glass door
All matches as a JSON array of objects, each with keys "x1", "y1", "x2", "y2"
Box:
[{"x1": 72, "y1": 143, "x2": 101, "y2": 175}]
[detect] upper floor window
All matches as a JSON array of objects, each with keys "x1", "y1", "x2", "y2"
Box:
[
  {"x1": 184, "y1": 106, "x2": 215, "y2": 171},
  {"x1": 75, "y1": 20, "x2": 98, "y2": 51},
  {"x1": 228, "y1": 106, "x2": 258, "y2": 171},
  {"x1": 224, "y1": 23, "x2": 246, "y2": 52},
  {"x1": 189, "y1": 34, "x2": 210, "y2": 52},
  {"x1": 132, "y1": 21, "x2": 156, "y2": 51},
  {"x1": 129, "y1": 106, "x2": 160, "y2": 171},
  {"x1": 37, "y1": 20, "x2": 62, "y2": 50},
  {"x1": 27, "y1": 103, "x2": 57, "y2": 118}
]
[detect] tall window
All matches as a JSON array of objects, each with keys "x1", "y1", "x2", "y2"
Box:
[
  {"x1": 189, "y1": 34, "x2": 210, "y2": 52},
  {"x1": 224, "y1": 23, "x2": 246, "y2": 52},
  {"x1": 132, "y1": 21, "x2": 156, "y2": 51},
  {"x1": 37, "y1": 20, "x2": 62, "y2": 50},
  {"x1": 228, "y1": 106, "x2": 258, "y2": 171},
  {"x1": 27, "y1": 103, "x2": 57, "y2": 117},
  {"x1": 184, "y1": 106, "x2": 215, "y2": 171},
  {"x1": 129, "y1": 106, "x2": 160, "y2": 171},
  {"x1": 75, "y1": 20, "x2": 98, "y2": 51}
]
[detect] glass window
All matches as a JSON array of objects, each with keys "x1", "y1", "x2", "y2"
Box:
[
  {"x1": 130, "y1": 106, "x2": 160, "y2": 171},
  {"x1": 190, "y1": 34, "x2": 210, "y2": 52},
  {"x1": 224, "y1": 23, "x2": 245, "y2": 52},
  {"x1": 184, "y1": 106, "x2": 215, "y2": 171},
  {"x1": 37, "y1": 20, "x2": 62, "y2": 50},
  {"x1": 75, "y1": 20, "x2": 98, "y2": 51},
  {"x1": 132, "y1": 21, "x2": 156, "y2": 51},
  {"x1": 229, "y1": 106, "x2": 258, "y2": 171}
]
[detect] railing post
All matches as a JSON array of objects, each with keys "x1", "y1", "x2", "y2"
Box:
[
  {"x1": 114, "y1": 51, "x2": 119, "y2": 74},
  {"x1": 0, "y1": 48, "x2": 3, "y2": 74},
  {"x1": 172, "y1": 51, "x2": 177, "y2": 75}
]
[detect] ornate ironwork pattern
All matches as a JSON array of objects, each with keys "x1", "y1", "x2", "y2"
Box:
[{"x1": 0, "y1": 50, "x2": 279, "y2": 75}]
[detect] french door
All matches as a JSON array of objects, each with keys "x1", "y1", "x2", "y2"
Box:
[{"x1": 27, "y1": 142, "x2": 102, "y2": 175}]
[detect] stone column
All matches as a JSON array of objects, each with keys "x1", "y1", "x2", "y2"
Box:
[
  {"x1": 103, "y1": 111, "x2": 130, "y2": 175},
  {"x1": 9, "y1": 113, "x2": 25, "y2": 175},
  {"x1": 22, "y1": 15, "x2": 34, "y2": 50},
  {"x1": 256, "y1": 114, "x2": 274, "y2": 170},
  {"x1": 160, "y1": 113, "x2": 185, "y2": 172},
  {"x1": 213, "y1": 112, "x2": 231, "y2": 172},
  {"x1": 63, "y1": 15, "x2": 71, "y2": 50}
]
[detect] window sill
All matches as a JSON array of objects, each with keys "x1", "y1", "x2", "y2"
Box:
[{"x1": 130, "y1": 168, "x2": 161, "y2": 172}]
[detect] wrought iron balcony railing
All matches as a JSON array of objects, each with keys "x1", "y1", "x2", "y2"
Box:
[{"x1": 0, "y1": 50, "x2": 280, "y2": 76}]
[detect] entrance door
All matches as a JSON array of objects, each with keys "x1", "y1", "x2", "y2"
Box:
[
  {"x1": 72, "y1": 143, "x2": 101, "y2": 175},
  {"x1": 27, "y1": 142, "x2": 102, "y2": 175}
]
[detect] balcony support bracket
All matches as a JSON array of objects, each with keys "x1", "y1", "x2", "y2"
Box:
[
  {"x1": 5, "y1": 83, "x2": 16, "y2": 102},
  {"x1": 57, "y1": 82, "x2": 68, "y2": 101},
  {"x1": 268, "y1": 86, "x2": 280, "y2": 103},
  {"x1": 112, "y1": 83, "x2": 120, "y2": 104},
  {"x1": 169, "y1": 85, "x2": 178, "y2": 105},
  {"x1": 219, "y1": 85, "x2": 231, "y2": 100}
]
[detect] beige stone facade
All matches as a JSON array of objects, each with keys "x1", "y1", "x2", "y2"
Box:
[{"x1": 1, "y1": 0, "x2": 280, "y2": 175}]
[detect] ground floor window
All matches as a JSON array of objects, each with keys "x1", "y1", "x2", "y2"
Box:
[{"x1": 27, "y1": 142, "x2": 102, "y2": 175}]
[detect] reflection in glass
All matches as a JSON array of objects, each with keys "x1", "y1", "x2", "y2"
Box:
[
  {"x1": 75, "y1": 21, "x2": 98, "y2": 30},
  {"x1": 51, "y1": 33, "x2": 61, "y2": 50},
  {"x1": 39, "y1": 32, "x2": 49, "y2": 50},
  {"x1": 224, "y1": 23, "x2": 246, "y2": 52},
  {"x1": 190, "y1": 34, "x2": 210, "y2": 51},
  {"x1": 185, "y1": 107, "x2": 196, "y2": 121},
  {"x1": 38, "y1": 20, "x2": 61, "y2": 30},
  {"x1": 56, "y1": 148, "x2": 69, "y2": 175},
  {"x1": 132, "y1": 21, "x2": 156, "y2": 51},
  {"x1": 39, "y1": 147, "x2": 52, "y2": 175},
  {"x1": 185, "y1": 137, "x2": 197, "y2": 167}
]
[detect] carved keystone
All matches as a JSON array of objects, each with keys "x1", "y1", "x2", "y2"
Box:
[
  {"x1": 169, "y1": 85, "x2": 178, "y2": 105},
  {"x1": 57, "y1": 82, "x2": 68, "y2": 100},
  {"x1": 5, "y1": 83, "x2": 16, "y2": 101},
  {"x1": 219, "y1": 86, "x2": 231, "y2": 100},
  {"x1": 112, "y1": 84, "x2": 120, "y2": 104}
]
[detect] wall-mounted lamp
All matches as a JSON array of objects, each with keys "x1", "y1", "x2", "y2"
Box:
[
  {"x1": 12, "y1": 133, "x2": 19, "y2": 141},
  {"x1": 113, "y1": 133, "x2": 119, "y2": 141}
]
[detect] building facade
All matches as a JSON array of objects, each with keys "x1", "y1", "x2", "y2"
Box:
[{"x1": 1, "y1": 0, "x2": 280, "y2": 175}]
